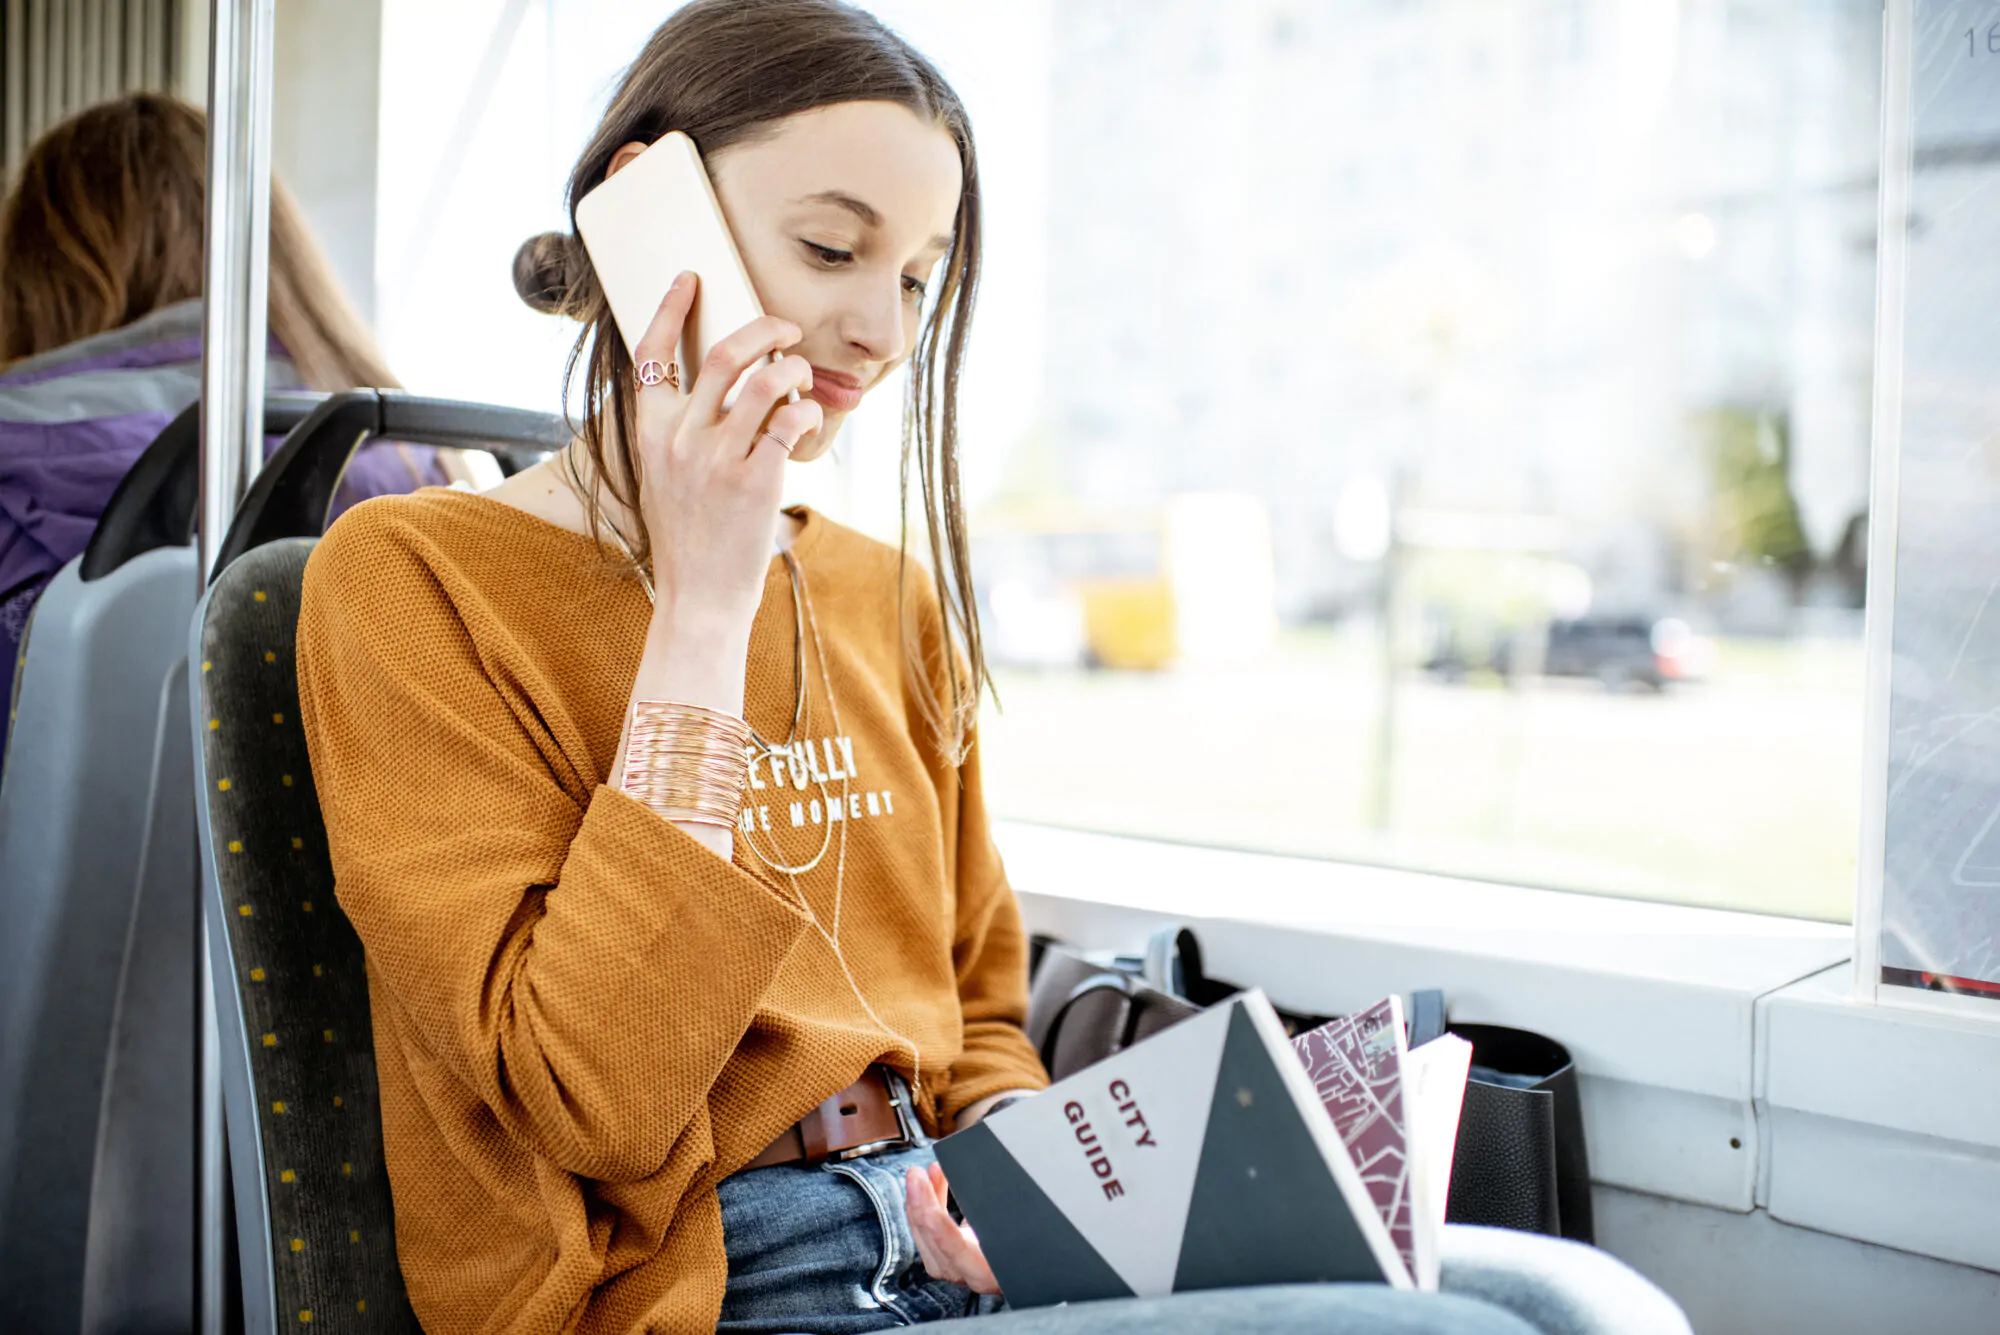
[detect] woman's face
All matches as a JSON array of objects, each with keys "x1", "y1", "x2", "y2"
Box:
[{"x1": 608, "y1": 101, "x2": 964, "y2": 463}]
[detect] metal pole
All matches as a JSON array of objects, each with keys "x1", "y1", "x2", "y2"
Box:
[
  {"x1": 198, "y1": 0, "x2": 276, "y2": 1330},
  {"x1": 200, "y1": 0, "x2": 275, "y2": 575}
]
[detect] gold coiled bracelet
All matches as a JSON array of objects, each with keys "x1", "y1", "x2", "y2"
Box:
[{"x1": 619, "y1": 700, "x2": 753, "y2": 829}]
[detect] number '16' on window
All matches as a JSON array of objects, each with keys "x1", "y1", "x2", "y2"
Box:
[{"x1": 1970, "y1": 22, "x2": 2000, "y2": 56}]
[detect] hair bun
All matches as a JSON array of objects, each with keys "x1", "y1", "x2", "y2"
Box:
[{"x1": 512, "y1": 231, "x2": 579, "y2": 314}]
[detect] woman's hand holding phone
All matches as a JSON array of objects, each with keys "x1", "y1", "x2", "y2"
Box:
[
  {"x1": 607, "y1": 271, "x2": 823, "y2": 860},
  {"x1": 631, "y1": 271, "x2": 823, "y2": 638}
]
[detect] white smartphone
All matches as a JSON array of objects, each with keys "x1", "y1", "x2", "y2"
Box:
[{"x1": 574, "y1": 131, "x2": 792, "y2": 406}]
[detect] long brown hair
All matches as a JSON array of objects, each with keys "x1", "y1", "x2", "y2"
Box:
[
  {"x1": 0, "y1": 92, "x2": 397, "y2": 391},
  {"x1": 512, "y1": 0, "x2": 987, "y2": 762}
]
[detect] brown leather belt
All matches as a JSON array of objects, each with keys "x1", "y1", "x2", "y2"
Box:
[{"x1": 738, "y1": 1066, "x2": 916, "y2": 1174}]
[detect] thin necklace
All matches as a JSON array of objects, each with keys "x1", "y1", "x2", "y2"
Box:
[
  {"x1": 792, "y1": 556, "x2": 924, "y2": 1098},
  {"x1": 603, "y1": 520, "x2": 836, "y2": 876},
  {"x1": 611, "y1": 527, "x2": 808, "y2": 759},
  {"x1": 561, "y1": 448, "x2": 807, "y2": 755},
  {"x1": 608, "y1": 523, "x2": 924, "y2": 1097},
  {"x1": 567, "y1": 443, "x2": 925, "y2": 1094}
]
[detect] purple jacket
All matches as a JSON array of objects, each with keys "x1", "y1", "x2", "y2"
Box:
[{"x1": 0, "y1": 300, "x2": 445, "y2": 759}]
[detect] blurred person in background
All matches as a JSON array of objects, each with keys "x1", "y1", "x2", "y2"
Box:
[{"x1": 0, "y1": 92, "x2": 453, "y2": 762}]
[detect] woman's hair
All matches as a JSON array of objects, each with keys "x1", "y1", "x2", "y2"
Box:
[
  {"x1": 512, "y1": 0, "x2": 986, "y2": 762},
  {"x1": 0, "y1": 92, "x2": 397, "y2": 391}
]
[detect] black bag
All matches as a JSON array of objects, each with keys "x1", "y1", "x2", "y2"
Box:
[
  {"x1": 1409, "y1": 989, "x2": 1594, "y2": 1244},
  {"x1": 1026, "y1": 927, "x2": 1335, "y2": 1080},
  {"x1": 1026, "y1": 935, "x2": 1593, "y2": 1244},
  {"x1": 1026, "y1": 943, "x2": 1203, "y2": 1080},
  {"x1": 1138, "y1": 926, "x2": 1341, "y2": 1034}
]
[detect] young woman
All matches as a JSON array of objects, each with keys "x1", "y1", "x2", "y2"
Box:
[
  {"x1": 297, "y1": 4, "x2": 1542, "y2": 1332},
  {"x1": 0, "y1": 93, "x2": 448, "y2": 762}
]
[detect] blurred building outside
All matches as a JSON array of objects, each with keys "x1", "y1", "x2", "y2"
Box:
[{"x1": 988, "y1": 0, "x2": 1878, "y2": 920}]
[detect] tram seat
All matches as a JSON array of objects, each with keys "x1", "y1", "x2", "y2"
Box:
[
  {"x1": 193, "y1": 536, "x2": 421, "y2": 1333},
  {"x1": 190, "y1": 392, "x2": 562, "y2": 1333},
  {"x1": 0, "y1": 396, "x2": 321, "y2": 1332},
  {"x1": 0, "y1": 544, "x2": 199, "y2": 1333}
]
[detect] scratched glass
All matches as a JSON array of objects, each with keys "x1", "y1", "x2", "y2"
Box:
[{"x1": 1872, "y1": 1, "x2": 2000, "y2": 997}]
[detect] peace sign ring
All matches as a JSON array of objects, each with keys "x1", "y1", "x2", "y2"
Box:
[{"x1": 634, "y1": 359, "x2": 679, "y2": 391}]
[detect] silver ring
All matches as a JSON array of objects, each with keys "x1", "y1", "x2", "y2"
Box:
[{"x1": 760, "y1": 430, "x2": 795, "y2": 454}]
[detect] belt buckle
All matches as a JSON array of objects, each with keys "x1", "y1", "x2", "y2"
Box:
[{"x1": 829, "y1": 1070, "x2": 918, "y2": 1163}]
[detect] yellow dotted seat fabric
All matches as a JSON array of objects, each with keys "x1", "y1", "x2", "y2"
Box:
[{"x1": 196, "y1": 539, "x2": 419, "y2": 1332}]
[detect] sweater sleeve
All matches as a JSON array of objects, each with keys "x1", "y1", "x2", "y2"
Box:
[
  {"x1": 937, "y1": 722, "x2": 1051, "y2": 1123},
  {"x1": 296, "y1": 519, "x2": 809, "y2": 1184}
]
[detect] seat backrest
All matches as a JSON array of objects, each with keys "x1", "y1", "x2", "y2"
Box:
[
  {"x1": 0, "y1": 395, "x2": 327, "y2": 1332},
  {"x1": 214, "y1": 390, "x2": 563, "y2": 574},
  {"x1": 0, "y1": 545, "x2": 198, "y2": 1332},
  {"x1": 186, "y1": 393, "x2": 559, "y2": 1333},
  {"x1": 79, "y1": 394, "x2": 326, "y2": 581},
  {"x1": 191, "y1": 540, "x2": 420, "y2": 1334}
]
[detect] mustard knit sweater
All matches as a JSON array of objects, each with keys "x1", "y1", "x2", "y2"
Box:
[{"x1": 296, "y1": 492, "x2": 1047, "y2": 1334}]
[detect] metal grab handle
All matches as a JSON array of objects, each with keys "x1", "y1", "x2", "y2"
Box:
[
  {"x1": 80, "y1": 395, "x2": 326, "y2": 581},
  {"x1": 210, "y1": 389, "x2": 567, "y2": 576}
]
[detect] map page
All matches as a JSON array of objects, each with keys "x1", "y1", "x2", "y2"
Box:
[{"x1": 1291, "y1": 998, "x2": 1414, "y2": 1284}]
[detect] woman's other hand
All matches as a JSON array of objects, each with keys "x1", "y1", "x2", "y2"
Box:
[
  {"x1": 904, "y1": 1162, "x2": 1001, "y2": 1296},
  {"x1": 631, "y1": 271, "x2": 825, "y2": 637}
]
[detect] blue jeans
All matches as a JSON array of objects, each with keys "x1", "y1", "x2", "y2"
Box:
[
  {"x1": 715, "y1": 1146, "x2": 1549, "y2": 1335},
  {"x1": 718, "y1": 1144, "x2": 1001, "y2": 1333}
]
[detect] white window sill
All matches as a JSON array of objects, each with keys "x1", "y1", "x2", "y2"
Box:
[
  {"x1": 994, "y1": 820, "x2": 2000, "y2": 1274},
  {"x1": 1759, "y1": 964, "x2": 2000, "y2": 1274}
]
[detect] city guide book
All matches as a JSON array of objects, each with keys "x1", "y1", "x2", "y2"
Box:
[{"x1": 935, "y1": 990, "x2": 1464, "y2": 1308}]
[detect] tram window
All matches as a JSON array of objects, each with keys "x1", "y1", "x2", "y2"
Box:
[{"x1": 368, "y1": 0, "x2": 1884, "y2": 921}]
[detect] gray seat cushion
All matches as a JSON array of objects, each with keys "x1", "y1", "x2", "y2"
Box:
[{"x1": 1438, "y1": 1224, "x2": 1693, "y2": 1335}]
